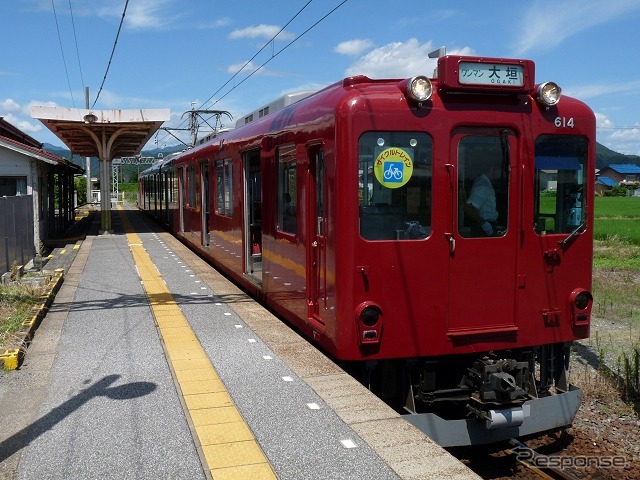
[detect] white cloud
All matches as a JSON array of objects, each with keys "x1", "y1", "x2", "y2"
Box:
[
  {"x1": 595, "y1": 112, "x2": 614, "y2": 130},
  {"x1": 68, "y1": 0, "x2": 177, "y2": 30},
  {"x1": 196, "y1": 18, "x2": 231, "y2": 30},
  {"x1": 225, "y1": 60, "x2": 276, "y2": 77},
  {"x1": 1, "y1": 113, "x2": 42, "y2": 134},
  {"x1": 513, "y1": 0, "x2": 640, "y2": 55},
  {"x1": 594, "y1": 112, "x2": 640, "y2": 155},
  {"x1": 345, "y1": 39, "x2": 474, "y2": 79},
  {"x1": 229, "y1": 24, "x2": 294, "y2": 41},
  {"x1": 123, "y1": 0, "x2": 175, "y2": 30},
  {"x1": 334, "y1": 39, "x2": 375, "y2": 56},
  {"x1": 1, "y1": 98, "x2": 21, "y2": 114}
]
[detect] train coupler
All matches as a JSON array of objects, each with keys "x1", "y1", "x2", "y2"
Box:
[{"x1": 467, "y1": 403, "x2": 525, "y2": 430}]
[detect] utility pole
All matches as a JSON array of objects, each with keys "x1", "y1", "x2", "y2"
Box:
[{"x1": 85, "y1": 87, "x2": 92, "y2": 203}]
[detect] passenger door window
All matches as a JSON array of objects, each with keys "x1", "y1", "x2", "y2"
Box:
[
  {"x1": 215, "y1": 158, "x2": 233, "y2": 217},
  {"x1": 277, "y1": 144, "x2": 297, "y2": 235},
  {"x1": 458, "y1": 134, "x2": 510, "y2": 238}
]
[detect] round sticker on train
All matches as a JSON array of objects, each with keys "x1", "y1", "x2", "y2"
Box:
[{"x1": 374, "y1": 147, "x2": 414, "y2": 188}]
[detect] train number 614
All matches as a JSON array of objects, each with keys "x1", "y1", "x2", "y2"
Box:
[{"x1": 554, "y1": 116, "x2": 574, "y2": 128}]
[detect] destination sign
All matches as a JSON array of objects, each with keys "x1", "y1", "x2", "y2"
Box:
[{"x1": 459, "y1": 62, "x2": 525, "y2": 87}]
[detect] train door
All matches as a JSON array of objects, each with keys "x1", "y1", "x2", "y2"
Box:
[
  {"x1": 178, "y1": 167, "x2": 185, "y2": 233},
  {"x1": 306, "y1": 145, "x2": 327, "y2": 327},
  {"x1": 243, "y1": 150, "x2": 262, "y2": 283},
  {"x1": 448, "y1": 129, "x2": 518, "y2": 338},
  {"x1": 201, "y1": 161, "x2": 210, "y2": 247},
  {"x1": 163, "y1": 170, "x2": 170, "y2": 227},
  {"x1": 158, "y1": 174, "x2": 162, "y2": 216}
]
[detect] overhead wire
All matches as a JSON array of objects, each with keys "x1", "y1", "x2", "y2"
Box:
[
  {"x1": 197, "y1": 0, "x2": 314, "y2": 111},
  {"x1": 158, "y1": 0, "x2": 315, "y2": 144},
  {"x1": 68, "y1": 0, "x2": 86, "y2": 93},
  {"x1": 92, "y1": 0, "x2": 130, "y2": 108},
  {"x1": 208, "y1": 0, "x2": 348, "y2": 110},
  {"x1": 157, "y1": 0, "x2": 349, "y2": 147},
  {"x1": 51, "y1": 0, "x2": 76, "y2": 107}
]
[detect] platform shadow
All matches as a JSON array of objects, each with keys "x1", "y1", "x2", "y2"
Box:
[{"x1": 0, "y1": 374, "x2": 156, "y2": 462}]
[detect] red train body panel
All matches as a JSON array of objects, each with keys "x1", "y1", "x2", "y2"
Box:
[{"x1": 139, "y1": 55, "x2": 595, "y2": 446}]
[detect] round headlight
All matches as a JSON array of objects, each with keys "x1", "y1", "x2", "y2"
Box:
[
  {"x1": 537, "y1": 82, "x2": 561, "y2": 106},
  {"x1": 409, "y1": 76, "x2": 433, "y2": 102}
]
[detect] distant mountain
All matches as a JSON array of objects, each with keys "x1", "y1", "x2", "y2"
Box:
[{"x1": 595, "y1": 143, "x2": 640, "y2": 170}]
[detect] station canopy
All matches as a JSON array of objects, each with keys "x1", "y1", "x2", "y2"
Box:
[{"x1": 30, "y1": 107, "x2": 170, "y2": 159}]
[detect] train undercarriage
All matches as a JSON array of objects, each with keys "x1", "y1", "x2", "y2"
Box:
[{"x1": 351, "y1": 342, "x2": 582, "y2": 447}]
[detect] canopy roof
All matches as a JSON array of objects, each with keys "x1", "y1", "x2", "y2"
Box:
[{"x1": 30, "y1": 107, "x2": 170, "y2": 160}]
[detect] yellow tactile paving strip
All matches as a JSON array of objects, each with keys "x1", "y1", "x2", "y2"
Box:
[{"x1": 116, "y1": 207, "x2": 276, "y2": 480}]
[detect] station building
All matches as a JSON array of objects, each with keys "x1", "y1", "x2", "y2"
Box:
[{"x1": 0, "y1": 117, "x2": 83, "y2": 274}]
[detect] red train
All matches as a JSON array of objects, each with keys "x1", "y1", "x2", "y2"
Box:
[{"x1": 139, "y1": 54, "x2": 594, "y2": 446}]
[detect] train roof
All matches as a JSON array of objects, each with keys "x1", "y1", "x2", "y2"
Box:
[
  {"x1": 234, "y1": 90, "x2": 317, "y2": 128},
  {"x1": 139, "y1": 150, "x2": 183, "y2": 176}
]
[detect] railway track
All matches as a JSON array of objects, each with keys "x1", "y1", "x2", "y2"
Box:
[
  {"x1": 449, "y1": 436, "x2": 587, "y2": 480},
  {"x1": 507, "y1": 438, "x2": 582, "y2": 480}
]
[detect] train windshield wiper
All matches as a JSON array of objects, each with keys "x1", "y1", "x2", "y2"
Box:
[{"x1": 557, "y1": 219, "x2": 587, "y2": 250}]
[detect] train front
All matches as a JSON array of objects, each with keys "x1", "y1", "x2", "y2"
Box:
[{"x1": 335, "y1": 54, "x2": 595, "y2": 446}]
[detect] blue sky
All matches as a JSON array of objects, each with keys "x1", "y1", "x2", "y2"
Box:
[{"x1": 2, "y1": 0, "x2": 640, "y2": 155}]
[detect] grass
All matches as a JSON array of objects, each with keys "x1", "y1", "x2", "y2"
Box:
[
  {"x1": 594, "y1": 196, "x2": 640, "y2": 219},
  {"x1": 585, "y1": 195, "x2": 640, "y2": 405},
  {"x1": 593, "y1": 196, "x2": 640, "y2": 249},
  {"x1": 119, "y1": 182, "x2": 139, "y2": 204},
  {"x1": 0, "y1": 282, "x2": 47, "y2": 351}
]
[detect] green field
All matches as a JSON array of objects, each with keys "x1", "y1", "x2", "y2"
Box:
[
  {"x1": 594, "y1": 196, "x2": 640, "y2": 246},
  {"x1": 592, "y1": 196, "x2": 640, "y2": 272}
]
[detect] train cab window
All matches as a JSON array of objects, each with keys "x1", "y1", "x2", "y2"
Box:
[
  {"x1": 458, "y1": 135, "x2": 510, "y2": 238},
  {"x1": 277, "y1": 144, "x2": 297, "y2": 235},
  {"x1": 358, "y1": 132, "x2": 432, "y2": 240},
  {"x1": 215, "y1": 158, "x2": 233, "y2": 216},
  {"x1": 534, "y1": 135, "x2": 588, "y2": 234}
]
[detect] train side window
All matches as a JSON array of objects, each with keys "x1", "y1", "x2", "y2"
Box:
[
  {"x1": 534, "y1": 135, "x2": 588, "y2": 235},
  {"x1": 278, "y1": 144, "x2": 297, "y2": 235},
  {"x1": 358, "y1": 132, "x2": 432, "y2": 240},
  {"x1": 187, "y1": 166, "x2": 197, "y2": 207},
  {"x1": 215, "y1": 158, "x2": 233, "y2": 216},
  {"x1": 458, "y1": 135, "x2": 509, "y2": 238}
]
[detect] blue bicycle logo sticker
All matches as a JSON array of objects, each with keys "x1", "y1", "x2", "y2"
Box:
[
  {"x1": 374, "y1": 147, "x2": 413, "y2": 188},
  {"x1": 383, "y1": 162, "x2": 404, "y2": 182}
]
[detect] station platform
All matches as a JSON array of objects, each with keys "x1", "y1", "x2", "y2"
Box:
[{"x1": 0, "y1": 207, "x2": 480, "y2": 480}]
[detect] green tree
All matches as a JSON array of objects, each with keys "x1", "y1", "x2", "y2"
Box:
[{"x1": 75, "y1": 176, "x2": 87, "y2": 204}]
